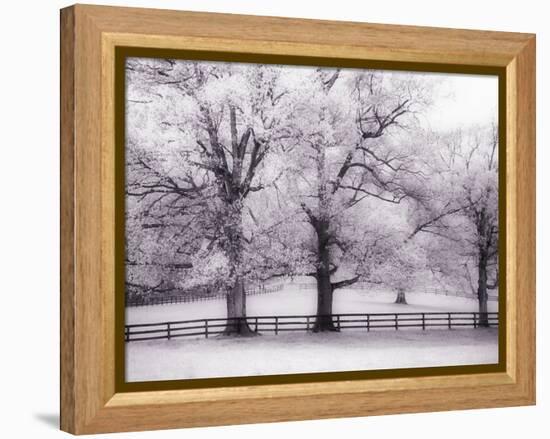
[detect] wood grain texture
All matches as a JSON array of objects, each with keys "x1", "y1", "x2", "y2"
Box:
[
  {"x1": 82, "y1": 4, "x2": 530, "y2": 66},
  {"x1": 505, "y1": 58, "x2": 518, "y2": 382},
  {"x1": 512, "y1": 37, "x2": 536, "y2": 398},
  {"x1": 60, "y1": 6, "x2": 75, "y2": 433},
  {"x1": 60, "y1": 4, "x2": 536, "y2": 434}
]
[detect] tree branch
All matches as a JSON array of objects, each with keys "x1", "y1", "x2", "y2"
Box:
[{"x1": 332, "y1": 276, "x2": 360, "y2": 290}]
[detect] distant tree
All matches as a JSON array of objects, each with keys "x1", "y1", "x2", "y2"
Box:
[{"x1": 372, "y1": 238, "x2": 428, "y2": 304}]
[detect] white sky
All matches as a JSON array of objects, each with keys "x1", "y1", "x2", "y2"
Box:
[{"x1": 421, "y1": 73, "x2": 498, "y2": 132}]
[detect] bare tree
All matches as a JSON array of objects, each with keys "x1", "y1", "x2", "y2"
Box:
[
  {"x1": 290, "y1": 70, "x2": 432, "y2": 331},
  {"x1": 418, "y1": 127, "x2": 499, "y2": 325},
  {"x1": 125, "y1": 58, "x2": 295, "y2": 335}
]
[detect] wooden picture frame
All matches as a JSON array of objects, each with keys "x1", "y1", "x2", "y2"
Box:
[{"x1": 60, "y1": 4, "x2": 536, "y2": 434}]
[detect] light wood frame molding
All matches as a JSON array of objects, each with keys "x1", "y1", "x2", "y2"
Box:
[{"x1": 60, "y1": 4, "x2": 536, "y2": 434}]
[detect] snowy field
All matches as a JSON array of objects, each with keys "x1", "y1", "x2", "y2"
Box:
[
  {"x1": 126, "y1": 328, "x2": 498, "y2": 381},
  {"x1": 126, "y1": 287, "x2": 498, "y2": 325},
  {"x1": 125, "y1": 286, "x2": 499, "y2": 382}
]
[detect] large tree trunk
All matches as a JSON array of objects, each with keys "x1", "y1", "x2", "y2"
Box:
[
  {"x1": 222, "y1": 205, "x2": 254, "y2": 336},
  {"x1": 205, "y1": 108, "x2": 263, "y2": 336},
  {"x1": 477, "y1": 252, "x2": 489, "y2": 328},
  {"x1": 475, "y1": 207, "x2": 490, "y2": 329},
  {"x1": 313, "y1": 222, "x2": 338, "y2": 332},
  {"x1": 223, "y1": 277, "x2": 255, "y2": 335},
  {"x1": 311, "y1": 140, "x2": 339, "y2": 332},
  {"x1": 394, "y1": 288, "x2": 408, "y2": 304},
  {"x1": 313, "y1": 271, "x2": 337, "y2": 331}
]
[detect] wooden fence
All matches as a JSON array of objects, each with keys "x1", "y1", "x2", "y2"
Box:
[
  {"x1": 422, "y1": 289, "x2": 499, "y2": 302},
  {"x1": 125, "y1": 311, "x2": 499, "y2": 342},
  {"x1": 126, "y1": 283, "x2": 284, "y2": 307},
  {"x1": 303, "y1": 283, "x2": 497, "y2": 301},
  {"x1": 127, "y1": 282, "x2": 497, "y2": 308}
]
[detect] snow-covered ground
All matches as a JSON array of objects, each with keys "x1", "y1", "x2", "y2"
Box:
[
  {"x1": 125, "y1": 287, "x2": 499, "y2": 382},
  {"x1": 126, "y1": 287, "x2": 498, "y2": 325},
  {"x1": 126, "y1": 328, "x2": 498, "y2": 381}
]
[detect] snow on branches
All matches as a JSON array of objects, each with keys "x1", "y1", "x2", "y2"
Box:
[{"x1": 125, "y1": 57, "x2": 498, "y2": 330}]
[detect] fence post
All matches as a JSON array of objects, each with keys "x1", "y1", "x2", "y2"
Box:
[
  {"x1": 275, "y1": 317, "x2": 279, "y2": 335},
  {"x1": 395, "y1": 314, "x2": 398, "y2": 330},
  {"x1": 306, "y1": 316, "x2": 310, "y2": 332},
  {"x1": 473, "y1": 313, "x2": 477, "y2": 329},
  {"x1": 167, "y1": 322, "x2": 171, "y2": 340},
  {"x1": 336, "y1": 315, "x2": 341, "y2": 331},
  {"x1": 448, "y1": 313, "x2": 451, "y2": 329},
  {"x1": 367, "y1": 314, "x2": 370, "y2": 332},
  {"x1": 422, "y1": 313, "x2": 425, "y2": 330},
  {"x1": 205, "y1": 319, "x2": 209, "y2": 338},
  {"x1": 255, "y1": 317, "x2": 259, "y2": 333}
]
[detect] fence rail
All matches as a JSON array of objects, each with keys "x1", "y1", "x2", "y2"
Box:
[{"x1": 125, "y1": 312, "x2": 499, "y2": 342}]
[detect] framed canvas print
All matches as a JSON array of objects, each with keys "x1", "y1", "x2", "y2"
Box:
[{"x1": 60, "y1": 4, "x2": 536, "y2": 435}]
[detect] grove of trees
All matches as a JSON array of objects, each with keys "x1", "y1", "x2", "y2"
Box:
[{"x1": 125, "y1": 57, "x2": 499, "y2": 333}]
